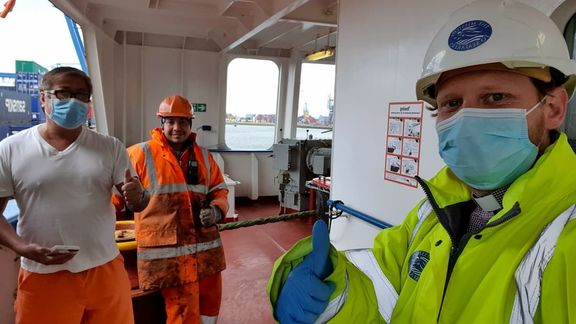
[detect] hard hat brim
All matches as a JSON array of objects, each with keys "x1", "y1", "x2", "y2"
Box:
[
  {"x1": 417, "y1": 59, "x2": 576, "y2": 106},
  {"x1": 156, "y1": 112, "x2": 194, "y2": 118}
]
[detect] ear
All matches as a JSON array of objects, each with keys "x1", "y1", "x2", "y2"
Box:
[
  {"x1": 39, "y1": 91, "x2": 48, "y2": 113},
  {"x1": 543, "y1": 86, "x2": 568, "y2": 130}
]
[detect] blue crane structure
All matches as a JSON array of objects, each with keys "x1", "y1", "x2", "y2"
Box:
[{"x1": 64, "y1": 15, "x2": 88, "y2": 73}]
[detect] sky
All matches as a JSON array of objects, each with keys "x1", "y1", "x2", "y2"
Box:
[
  {"x1": 298, "y1": 63, "x2": 336, "y2": 117},
  {"x1": 1, "y1": 1, "x2": 334, "y2": 118},
  {"x1": 0, "y1": 0, "x2": 81, "y2": 73},
  {"x1": 226, "y1": 58, "x2": 280, "y2": 117},
  {"x1": 226, "y1": 58, "x2": 336, "y2": 118}
]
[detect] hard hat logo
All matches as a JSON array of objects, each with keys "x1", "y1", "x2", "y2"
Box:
[
  {"x1": 157, "y1": 95, "x2": 194, "y2": 118},
  {"x1": 448, "y1": 20, "x2": 492, "y2": 52}
]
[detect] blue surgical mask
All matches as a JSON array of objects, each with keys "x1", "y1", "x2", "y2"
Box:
[
  {"x1": 49, "y1": 98, "x2": 89, "y2": 129},
  {"x1": 436, "y1": 99, "x2": 544, "y2": 190}
]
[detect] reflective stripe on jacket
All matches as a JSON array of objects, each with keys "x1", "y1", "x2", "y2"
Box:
[
  {"x1": 128, "y1": 128, "x2": 228, "y2": 290},
  {"x1": 267, "y1": 133, "x2": 576, "y2": 323}
]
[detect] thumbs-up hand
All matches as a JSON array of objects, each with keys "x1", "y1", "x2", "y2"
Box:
[
  {"x1": 275, "y1": 220, "x2": 335, "y2": 323},
  {"x1": 122, "y1": 168, "x2": 145, "y2": 210}
]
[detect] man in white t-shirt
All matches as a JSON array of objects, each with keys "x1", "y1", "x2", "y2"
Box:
[{"x1": 0, "y1": 67, "x2": 148, "y2": 324}]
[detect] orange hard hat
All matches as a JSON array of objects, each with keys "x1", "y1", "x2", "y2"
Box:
[{"x1": 157, "y1": 95, "x2": 194, "y2": 118}]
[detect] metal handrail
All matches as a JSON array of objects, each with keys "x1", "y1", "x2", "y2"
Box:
[{"x1": 327, "y1": 199, "x2": 392, "y2": 229}]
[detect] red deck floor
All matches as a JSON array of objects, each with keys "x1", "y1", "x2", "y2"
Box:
[
  {"x1": 129, "y1": 196, "x2": 313, "y2": 323},
  {"x1": 218, "y1": 196, "x2": 313, "y2": 324}
]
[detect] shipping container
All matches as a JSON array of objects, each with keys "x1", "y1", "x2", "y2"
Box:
[
  {"x1": 0, "y1": 90, "x2": 32, "y2": 141},
  {"x1": 15, "y1": 60, "x2": 48, "y2": 74},
  {"x1": 31, "y1": 96, "x2": 45, "y2": 125}
]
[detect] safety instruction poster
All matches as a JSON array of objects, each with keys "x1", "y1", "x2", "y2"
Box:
[{"x1": 384, "y1": 101, "x2": 423, "y2": 188}]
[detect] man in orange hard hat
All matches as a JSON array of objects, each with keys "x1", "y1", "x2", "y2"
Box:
[{"x1": 118, "y1": 95, "x2": 229, "y2": 324}]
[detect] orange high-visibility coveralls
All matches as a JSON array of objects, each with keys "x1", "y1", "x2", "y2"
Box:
[{"x1": 118, "y1": 128, "x2": 228, "y2": 324}]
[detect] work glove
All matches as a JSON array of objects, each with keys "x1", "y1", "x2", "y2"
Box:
[
  {"x1": 275, "y1": 220, "x2": 335, "y2": 323},
  {"x1": 199, "y1": 205, "x2": 222, "y2": 227}
]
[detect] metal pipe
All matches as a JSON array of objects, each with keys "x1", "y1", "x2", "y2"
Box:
[{"x1": 327, "y1": 199, "x2": 391, "y2": 229}]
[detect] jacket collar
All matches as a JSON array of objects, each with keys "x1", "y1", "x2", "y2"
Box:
[{"x1": 504, "y1": 132, "x2": 576, "y2": 214}]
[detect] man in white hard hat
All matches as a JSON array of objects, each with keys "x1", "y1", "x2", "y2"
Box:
[{"x1": 267, "y1": 1, "x2": 576, "y2": 323}]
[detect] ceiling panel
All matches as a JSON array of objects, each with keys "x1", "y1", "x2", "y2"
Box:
[{"x1": 54, "y1": 0, "x2": 338, "y2": 56}]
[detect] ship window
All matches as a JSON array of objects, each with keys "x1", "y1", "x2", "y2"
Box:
[
  {"x1": 225, "y1": 58, "x2": 279, "y2": 150},
  {"x1": 296, "y1": 63, "x2": 335, "y2": 140}
]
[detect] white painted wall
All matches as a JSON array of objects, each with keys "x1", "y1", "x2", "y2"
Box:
[
  {"x1": 329, "y1": 0, "x2": 572, "y2": 250},
  {"x1": 106, "y1": 44, "x2": 281, "y2": 198},
  {"x1": 217, "y1": 152, "x2": 278, "y2": 198},
  {"x1": 108, "y1": 45, "x2": 223, "y2": 147}
]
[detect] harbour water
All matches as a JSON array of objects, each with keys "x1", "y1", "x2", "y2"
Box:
[{"x1": 225, "y1": 124, "x2": 332, "y2": 150}]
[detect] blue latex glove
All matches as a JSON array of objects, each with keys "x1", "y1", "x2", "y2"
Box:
[{"x1": 275, "y1": 220, "x2": 336, "y2": 323}]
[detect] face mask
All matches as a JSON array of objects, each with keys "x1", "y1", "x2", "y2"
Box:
[
  {"x1": 49, "y1": 98, "x2": 89, "y2": 129},
  {"x1": 436, "y1": 99, "x2": 544, "y2": 190}
]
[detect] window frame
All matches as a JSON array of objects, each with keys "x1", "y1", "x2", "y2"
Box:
[{"x1": 222, "y1": 56, "x2": 283, "y2": 152}]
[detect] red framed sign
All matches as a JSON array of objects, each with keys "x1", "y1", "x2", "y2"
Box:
[{"x1": 384, "y1": 101, "x2": 424, "y2": 188}]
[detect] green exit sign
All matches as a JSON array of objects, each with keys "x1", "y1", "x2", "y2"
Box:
[{"x1": 192, "y1": 103, "x2": 207, "y2": 112}]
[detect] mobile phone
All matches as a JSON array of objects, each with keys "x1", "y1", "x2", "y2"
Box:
[{"x1": 50, "y1": 245, "x2": 80, "y2": 254}]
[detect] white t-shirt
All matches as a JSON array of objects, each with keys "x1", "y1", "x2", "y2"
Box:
[{"x1": 0, "y1": 125, "x2": 129, "y2": 273}]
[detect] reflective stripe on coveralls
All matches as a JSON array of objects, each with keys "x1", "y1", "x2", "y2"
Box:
[
  {"x1": 137, "y1": 143, "x2": 223, "y2": 262},
  {"x1": 201, "y1": 315, "x2": 217, "y2": 324},
  {"x1": 138, "y1": 238, "x2": 223, "y2": 260},
  {"x1": 198, "y1": 147, "x2": 229, "y2": 198},
  {"x1": 141, "y1": 143, "x2": 224, "y2": 196},
  {"x1": 510, "y1": 205, "x2": 576, "y2": 324},
  {"x1": 201, "y1": 147, "x2": 210, "y2": 194},
  {"x1": 141, "y1": 142, "x2": 211, "y2": 195},
  {"x1": 200, "y1": 147, "x2": 228, "y2": 207},
  {"x1": 327, "y1": 202, "x2": 576, "y2": 323}
]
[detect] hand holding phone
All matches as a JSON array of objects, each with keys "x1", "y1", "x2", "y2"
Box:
[{"x1": 49, "y1": 245, "x2": 80, "y2": 254}]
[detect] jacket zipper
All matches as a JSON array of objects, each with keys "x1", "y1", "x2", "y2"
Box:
[
  {"x1": 415, "y1": 177, "x2": 457, "y2": 321},
  {"x1": 415, "y1": 176, "x2": 521, "y2": 322}
]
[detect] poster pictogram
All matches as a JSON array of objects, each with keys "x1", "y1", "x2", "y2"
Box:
[{"x1": 384, "y1": 101, "x2": 423, "y2": 188}]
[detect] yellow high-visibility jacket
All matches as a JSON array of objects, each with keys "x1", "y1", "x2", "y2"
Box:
[
  {"x1": 268, "y1": 133, "x2": 576, "y2": 323},
  {"x1": 127, "y1": 128, "x2": 228, "y2": 290}
]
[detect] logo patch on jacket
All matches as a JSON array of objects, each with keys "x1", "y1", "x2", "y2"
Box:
[{"x1": 408, "y1": 250, "x2": 430, "y2": 281}]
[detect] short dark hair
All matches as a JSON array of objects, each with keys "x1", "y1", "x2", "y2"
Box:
[
  {"x1": 531, "y1": 67, "x2": 569, "y2": 97},
  {"x1": 40, "y1": 66, "x2": 92, "y2": 95}
]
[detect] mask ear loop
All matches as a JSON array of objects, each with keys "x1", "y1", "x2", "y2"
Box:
[
  {"x1": 525, "y1": 95, "x2": 547, "y2": 116},
  {"x1": 525, "y1": 95, "x2": 548, "y2": 152}
]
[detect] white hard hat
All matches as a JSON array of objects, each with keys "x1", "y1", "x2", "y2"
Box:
[{"x1": 416, "y1": 1, "x2": 576, "y2": 106}]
